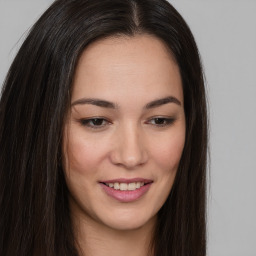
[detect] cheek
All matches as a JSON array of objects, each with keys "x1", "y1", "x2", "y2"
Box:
[
  {"x1": 151, "y1": 129, "x2": 185, "y2": 173},
  {"x1": 63, "y1": 132, "x2": 106, "y2": 175},
  {"x1": 149, "y1": 129, "x2": 185, "y2": 209},
  {"x1": 62, "y1": 131, "x2": 106, "y2": 211}
]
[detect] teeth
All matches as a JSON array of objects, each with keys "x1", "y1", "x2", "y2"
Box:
[
  {"x1": 136, "y1": 182, "x2": 141, "y2": 188},
  {"x1": 120, "y1": 183, "x2": 128, "y2": 191},
  {"x1": 128, "y1": 183, "x2": 136, "y2": 190},
  {"x1": 106, "y1": 182, "x2": 146, "y2": 191},
  {"x1": 114, "y1": 183, "x2": 120, "y2": 190}
]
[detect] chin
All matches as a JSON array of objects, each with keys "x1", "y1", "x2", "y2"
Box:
[{"x1": 96, "y1": 209, "x2": 157, "y2": 232}]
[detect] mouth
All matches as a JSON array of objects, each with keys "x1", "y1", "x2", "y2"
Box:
[
  {"x1": 99, "y1": 178, "x2": 153, "y2": 202},
  {"x1": 100, "y1": 181, "x2": 152, "y2": 191}
]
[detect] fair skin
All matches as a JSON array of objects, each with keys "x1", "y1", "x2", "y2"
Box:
[{"x1": 63, "y1": 35, "x2": 186, "y2": 256}]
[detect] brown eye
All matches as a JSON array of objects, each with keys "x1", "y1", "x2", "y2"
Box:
[
  {"x1": 154, "y1": 118, "x2": 166, "y2": 125},
  {"x1": 80, "y1": 118, "x2": 110, "y2": 129},
  {"x1": 147, "y1": 117, "x2": 175, "y2": 127}
]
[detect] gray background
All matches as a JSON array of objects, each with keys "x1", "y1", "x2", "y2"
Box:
[{"x1": 0, "y1": 1, "x2": 255, "y2": 255}]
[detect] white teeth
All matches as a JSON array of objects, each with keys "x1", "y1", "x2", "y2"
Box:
[
  {"x1": 114, "y1": 183, "x2": 120, "y2": 190},
  {"x1": 128, "y1": 183, "x2": 136, "y2": 191},
  {"x1": 106, "y1": 181, "x2": 146, "y2": 191},
  {"x1": 136, "y1": 182, "x2": 141, "y2": 188},
  {"x1": 120, "y1": 183, "x2": 128, "y2": 191}
]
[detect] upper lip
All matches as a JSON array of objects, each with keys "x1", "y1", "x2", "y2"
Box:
[{"x1": 100, "y1": 178, "x2": 153, "y2": 184}]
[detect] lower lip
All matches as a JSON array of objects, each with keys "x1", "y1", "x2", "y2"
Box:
[{"x1": 100, "y1": 183, "x2": 152, "y2": 203}]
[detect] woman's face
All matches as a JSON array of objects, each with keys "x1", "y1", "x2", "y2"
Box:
[{"x1": 63, "y1": 35, "x2": 185, "y2": 231}]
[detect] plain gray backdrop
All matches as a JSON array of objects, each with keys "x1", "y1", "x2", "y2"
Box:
[{"x1": 0, "y1": 1, "x2": 255, "y2": 255}]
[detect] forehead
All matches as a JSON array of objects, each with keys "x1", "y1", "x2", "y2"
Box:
[{"x1": 72, "y1": 34, "x2": 183, "y2": 106}]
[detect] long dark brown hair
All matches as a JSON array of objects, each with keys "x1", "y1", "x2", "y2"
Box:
[{"x1": 0, "y1": 0, "x2": 208, "y2": 255}]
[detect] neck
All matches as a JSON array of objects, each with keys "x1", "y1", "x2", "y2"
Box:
[{"x1": 72, "y1": 211, "x2": 156, "y2": 256}]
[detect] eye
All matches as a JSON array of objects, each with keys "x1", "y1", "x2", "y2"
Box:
[
  {"x1": 147, "y1": 117, "x2": 175, "y2": 127},
  {"x1": 79, "y1": 118, "x2": 110, "y2": 129}
]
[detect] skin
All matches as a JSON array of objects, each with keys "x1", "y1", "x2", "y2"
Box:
[{"x1": 63, "y1": 34, "x2": 186, "y2": 256}]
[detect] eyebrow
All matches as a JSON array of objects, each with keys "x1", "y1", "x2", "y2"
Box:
[
  {"x1": 71, "y1": 96, "x2": 181, "y2": 109},
  {"x1": 144, "y1": 96, "x2": 181, "y2": 109}
]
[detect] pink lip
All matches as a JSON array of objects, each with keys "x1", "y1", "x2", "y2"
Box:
[
  {"x1": 99, "y1": 178, "x2": 153, "y2": 203},
  {"x1": 100, "y1": 178, "x2": 153, "y2": 183}
]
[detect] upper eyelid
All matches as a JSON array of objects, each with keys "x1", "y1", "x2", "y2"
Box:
[
  {"x1": 80, "y1": 116, "x2": 174, "y2": 121},
  {"x1": 78, "y1": 118, "x2": 111, "y2": 130},
  {"x1": 146, "y1": 117, "x2": 175, "y2": 124},
  {"x1": 80, "y1": 117, "x2": 111, "y2": 124},
  {"x1": 79, "y1": 116, "x2": 175, "y2": 127}
]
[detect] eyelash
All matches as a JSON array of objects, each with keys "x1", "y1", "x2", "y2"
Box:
[
  {"x1": 79, "y1": 118, "x2": 111, "y2": 129},
  {"x1": 79, "y1": 117, "x2": 175, "y2": 130},
  {"x1": 146, "y1": 117, "x2": 175, "y2": 127}
]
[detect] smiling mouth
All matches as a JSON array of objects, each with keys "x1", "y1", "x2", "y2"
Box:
[
  {"x1": 101, "y1": 181, "x2": 151, "y2": 191},
  {"x1": 99, "y1": 179, "x2": 153, "y2": 202}
]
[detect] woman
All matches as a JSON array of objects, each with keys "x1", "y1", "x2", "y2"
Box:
[{"x1": 0, "y1": 0, "x2": 208, "y2": 255}]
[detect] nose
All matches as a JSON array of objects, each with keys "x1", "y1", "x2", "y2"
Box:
[{"x1": 109, "y1": 123, "x2": 148, "y2": 169}]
